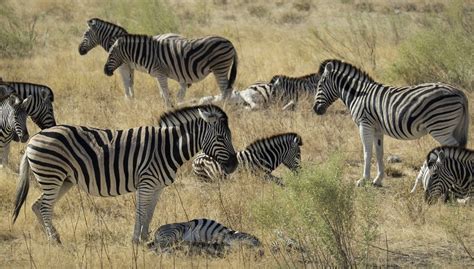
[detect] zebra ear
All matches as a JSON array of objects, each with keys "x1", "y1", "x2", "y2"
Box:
[
  {"x1": 21, "y1": 95, "x2": 33, "y2": 108},
  {"x1": 198, "y1": 108, "x2": 218, "y2": 123},
  {"x1": 324, "y1": 62, "x2": 334, "y2": 73},
  {"x1": 436, "y1": 150, "x2": 446, "y2": 164}
]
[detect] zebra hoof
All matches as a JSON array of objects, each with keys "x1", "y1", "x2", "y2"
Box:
[
  {"x1": 356, "y1": 179, "x2": 366, "y2": 187},
  {"x1": 371, "y1": 181, "x2": 383, "y2": 188}
]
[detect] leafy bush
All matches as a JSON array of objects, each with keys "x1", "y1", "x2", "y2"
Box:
[
  {"x1": 0, "y1": 3, "x2": 38, "y2": 58},
  {"x1": 253, "y1": 154, "x2": 357, "y2": 267},
  {"x1": 390, "y1": 1, "x2": 473, "y2": 90},
  {"x1": 101, "y1": 0, "x2": 179, "y2": 35}
]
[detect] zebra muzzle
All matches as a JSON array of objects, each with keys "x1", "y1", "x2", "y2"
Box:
[
  {"x1": 104, "y1": 66, "x2": 114, "y2": 76},
  {"x1": 313, "y1": 104, "x2": 326, "y2": 115}
]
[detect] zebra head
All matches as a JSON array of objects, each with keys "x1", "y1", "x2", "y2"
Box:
[
  {"x1": 313, "y1": 60, "x2": 339, "y2": 115},
  {"x1": 198, "y1": 106, "x2": 238, "y2": 174},
  {"x1": 103, "y1": 37, "x2": 127, "y2": 76},
  {"x1": 5, "y1": 95, "x2": 32, "y2": 143},
  {"x1": 422, "y1": 149, "x2": 450, "y2": 204},
  {"x1": 282, "y1": 134, "x2": 303, "y2": 172},
  {"x1": 30, "y1": 88, "x2": 56, "y2": 129},
  {"x1": 79, "y1": 18, "x2": 101, "y2": 55},
  {"x1": 149, "y1": 223, "x2": 187, "y2": 251},
  {"x1": 0, "y1": 83, "x2": 14, "y2": 100}
]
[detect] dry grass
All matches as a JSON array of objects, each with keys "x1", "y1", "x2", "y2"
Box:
[{"x1": 0, "y1": 0, "x2": 473, "y2": 267}]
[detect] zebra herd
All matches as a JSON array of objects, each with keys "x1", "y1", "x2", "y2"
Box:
[{"x1": 0, "y1": 17, "x2": 471, "y2": 255}]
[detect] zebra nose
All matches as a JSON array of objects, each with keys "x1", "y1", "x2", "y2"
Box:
[
  {"x1": 20, "y1": 133, "x2": 29, "y2": 143},
  {"x1": 104, "y1": 66, "x2": 114, "y2": 76},
  {"x1": 223, "y1": 155, "x2": 238, "y2": 174},
  {"x1": 313, "y1": 104, "x2": 326, "y2": 115},
  {"x1": 78, "y1": 46, "x2": 87, "y2": 55}
]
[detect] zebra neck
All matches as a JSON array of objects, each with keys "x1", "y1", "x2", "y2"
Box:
[
  {"x1": 162, "y1": 122, "x2": 205, "y2": 168},
  {"x1": 335, "y1": 73, "x2": 381, "y2": 109},
  {"x1": 101, "y1": 28, "x2": 128, "y2": 51}
]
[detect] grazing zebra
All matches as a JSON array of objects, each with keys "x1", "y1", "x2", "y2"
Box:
[
  {"x1": 313, "y1": 59, "x2": 469, "y2": 187},
  {"x1": 270, "y1": 73, "x2": 320, "y2": 110},
  {"x1": 147, "y1": 218, "x2": 261, "y2": 255},
  {"x1": 104, "y1": 33, "x2": 238, "y2": 108},
  {"x1": 193, "y1": 133, "x2": 303, "y2": 185},
  {"x1": 411, "y1": 146, "x2": 473, "y2": 204},
  {"x1": 0, "y1": 94, "x2": 32, "y2": 167},
  {"x1": 12, "y1": 105, "x2": 238, "y2": 244},
  {"x1": 0, "y1": 80, "x2": 56, "y2": 130}
]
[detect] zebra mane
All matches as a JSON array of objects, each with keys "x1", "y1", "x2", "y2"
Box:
[
  {"x1": 270, "y1": 73, "x2": 319, "y2": 83},
  {"x1": 115, "y1": 33, "x2": 155, "y2": 43},
  {"x1": 158, "y1": 105, "x2": 227, "y2": 128},
  {"x1": 245, "y1": 132, "x2": 302, "y2": 152},
  {"x1": 0, "y1": 81, "x2": 54, "y2": 102},
  {"x1": 88, "y1": 18, "x2": 128, "y2": 34},
  {"x1": 426, "y1": 146, "x2": 474, "y2": 162},
  {"x1": 317, "y1": 59, "x2": 375, "y2": 83}
]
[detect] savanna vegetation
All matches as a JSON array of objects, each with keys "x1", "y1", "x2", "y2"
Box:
[{"x1": 0, "y1": 0, "x2": 472, "y2": 267}]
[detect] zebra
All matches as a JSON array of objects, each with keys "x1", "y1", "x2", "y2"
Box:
[
  {"x1": 0, "y1": 80, "x2": 56, "y2": 130},
  {"x1": 237, "y1": 82, "x2": 274, "y2": 110},
  {"x1": 0, "y1": 94, "x2": 32, "y2": 167},
  {"x1": 313, "y1": 59, "x2": 469, "y2": 187},
  {"x1": 270, "y1": 73, "x2": 320, "y2": 110},
  {"x1": 12, "y1": 105, "x2": 238, "y2": 244},
  {"x1": 411, "y1": 146, "x2": 473, "y2": 204},
  {"x1": 192, "y1": 133, "x2": 303, "y2": 186},
  {"x1": 104, "y1": 33, "x2": 238, "y2": 108},
  {"x1": 147, "y1": 218, "x2": 261, "y2": 256},
  {"x1": 79, "y1": 18, "x2": 183, "y2": 99}
]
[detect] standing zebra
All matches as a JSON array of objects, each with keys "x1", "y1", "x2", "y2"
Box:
[
  {"x1": 193, "y1": 133, "x2": 303, "y2": 185},
  {"x1": 270, "y1": 73, "x2": 320, "y2": 110},
  {"x1": 0, "y1": 94, "x2": 32, "y2": 167},
  {"x1": 79, "y1": 18, "x2": 183, "y2": 99},
  {"x1": 313, "y1": 59, "x2": 469, "y2": 187},
  {"x1": 148, "y1": 218, "x2": 261, "y2": 255},
  {"x1": 104, "y1": 33, "x2": 238, "y2": 108},
  {"x1": 12, "y1": 105, "x2": 238, "y2": 244},
  {"x1": 411, "y1": 146, "x2": 473, "y2": 204}
]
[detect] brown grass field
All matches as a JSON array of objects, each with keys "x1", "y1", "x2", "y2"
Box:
[{"x1": 0, "y1": 0, "x2": 473, "y2": 267}]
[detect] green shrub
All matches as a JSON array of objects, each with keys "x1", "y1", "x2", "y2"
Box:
[
  {"x1": 101, "y1": 0, "x2": 179, "y2": 35},
  {"x1": 390, "y1": 0, "x2": 473, "y2": 90},
  {"x1": 0, "y1": 3, "x2": 38, "y2": 58},
  {"x1": 253, "y1": 154, "x2": 357, "y2": 267}
]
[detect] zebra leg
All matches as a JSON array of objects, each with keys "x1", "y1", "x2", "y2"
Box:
[
  {"x1": 118, "y1": 64, "x2": 135, "y2": 98},
  {"x1": 32, "y1": 180, "x2": 73, "y2": 244},
  {"x1": 213, "y1": 72, "x2": 232, "y2": 99},
  {"x1": 176, "y1": 82, "x2": 188, "y2": 105},
  {"x1": 357, "y1": 123, "x2": 375, "y2": 187},
  {"x1": 156, "y1": 75, "x2": 174, "y2": 109},
  {"x1": 372, "y1": 131, "x2": 384, "y2": 187},
  {"x1": 0, "y1": 143, "x2": 10, "y2": 168},
  {"x1": 133, "y1": 183, "x2": 162, "y2": 244}
]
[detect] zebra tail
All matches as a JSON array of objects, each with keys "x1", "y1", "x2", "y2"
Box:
[
  {"x1": 227, "y1": 53, "x2": 238, "y2": 90},
  {"x1": 454, "y1": 92, "x2": 469, "y2": 148},
  {"x1": 12, "y1": 152, "x2": 30, "y2": 223}
]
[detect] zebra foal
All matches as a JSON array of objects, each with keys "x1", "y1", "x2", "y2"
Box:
[
  {"x1": 0, "y1": 93, "x2": 32, "y2": 167},
  {"x1": 313, "y1": 59, "x2": 469, "y2": 187},
  {"x1": 12, "y1": 105, "x2": 237, "y2": 244},
  {"x1": 104, "y1": 33, "x2": 238, "y2": 108},
  {"x1": 78, "y1": 18, "x2": 183, "y2": 99},
  {"x1": 148, "y1": 218, "x2": 261, "y2": 256},
  {"x1": 412, "y1": 146, "x2": 473, "y2": 204},
  {"x1": 193, "y1": 133, "x2": 303, "y2": 185}
]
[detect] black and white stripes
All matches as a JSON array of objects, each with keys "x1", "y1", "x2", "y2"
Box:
[
  {"x1": 313, "y1": 59, "x2": 470, "y2": 187},
  {"x1": 412, "y1": 146, "x2": 473, "y2": 204},
  {"x1": 104, "y1": 33, "x2": 238, "y2": 108},
  {"x1": 12, "y1": 105, "x2": 237, "y2": 243}
]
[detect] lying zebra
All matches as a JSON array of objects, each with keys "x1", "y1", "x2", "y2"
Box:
[
  {"x1": 411, "y1": 146, "x2": 473, "y2": 204},
  {"x1": 193, "y1": 133, "x2": 302, "y2": 186},
  {"x1": 148, "y1": 218, "x2": 262, "y2": 256},
  {"x1": 199, "y1": 73, "x2": 319, "y2": 110}
]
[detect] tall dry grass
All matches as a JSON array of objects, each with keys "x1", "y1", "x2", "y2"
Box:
[{"x1": 0, "y1": 0, "x2": 473, "y2": 267}]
